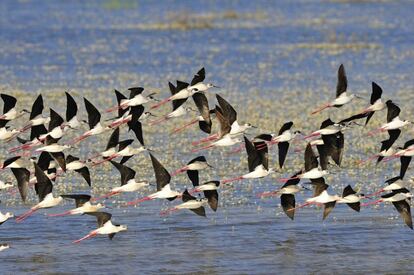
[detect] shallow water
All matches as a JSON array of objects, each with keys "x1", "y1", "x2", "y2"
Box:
[{"x1": 1, "y1": 0, "x2": 414, "y2": 274}]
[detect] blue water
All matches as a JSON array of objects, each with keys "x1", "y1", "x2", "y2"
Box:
[{"x1": 1, "y1": 0, "x2": 414, "y2": 274}]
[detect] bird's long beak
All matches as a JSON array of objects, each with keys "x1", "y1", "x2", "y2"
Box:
[
  {"x1": 213, "y1": 85, "x2": 220, "y2": 88},
  {"x1": 207, "y1": 163, "x2": 214, "y2": 169}
]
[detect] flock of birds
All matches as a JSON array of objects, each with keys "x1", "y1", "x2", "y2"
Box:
[{"x1": 0, "y1": 65, "x2": 413, "y2": 251}]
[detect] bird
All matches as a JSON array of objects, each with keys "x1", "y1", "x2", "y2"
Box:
[
  {"x1": 222, "y1": 136, "x2": 274, "y2": 184},
  {"x1": 65, "y1": 155, "x2": 91, "y2": 186},
  {"x1": 106, "y1": 87, "x2": 157, "y2": 113},
  {"x1": 170, "y1": 156, "x2": 213, "y2": 180},
  {"x1": 35, "y1": 136, "x2": 70, "y2": 172},
  {"x1": 64, "y1": 92, "x2": 81, "y2": 130},
  {"x1": 337, "y1": 185, "x2": 364, "y2": 212},
  {"x1": 303, "y1": 118, "x2": 343, "y2": 140},
  {"x1": 20, "y1": 94, "x2": 50, "y2": 133},
  {"x1": 279, "y1": 143, "x2": 328, "y2": 183},
  {"x1": 361, "y1": 188, "x2": 413, "y2": 229},
  {"x1": 48, "y1": 194, "x2": 104, "y2": 217},
  {"x1": 383, "y1": 139, "x2": 414, "y2": 179},
  {"x1": 0, "y1": 126, "x2": 20, "y2": 142},
  {"x1": 258, "y1": 172, "x2": 303, "y2": 220},
  {"x1": 289, "y1": 190, "x2": 340, "y2": 220},
  {"x1": 73, "y1": 212, "x2": 127, "y2": 243},
  {"x1": 71, "y1": 98, "x2": 110, "y2": 144},
  {"x1": 0, "y1": 211, "x2": 14, "y2": 225},
  {"x1": 358, "y1": 130, "x2": 399, "y2": 165},
  {"x1": 365, "y1": 176, "x2": 407, "y2": 198},
  {"x1": 88, "y1": 127, "x2": 120, "y2": 164},
  {"x1": 368, "y1": 100, "x2": 411, "y2": 136},
  {"x1": 160, "y1": 189, "x2": 207, "y2": 217},
  {"x1": 191, "y1": 105, "x2": 243, "y2": 152},
  {"x1": 0, "y1": 180, "x2": 13, "y2": 191},
  {"x1": 149, "y1": 81, "x2": 196, "y2": 126},
  {"x1": 339, "y1": 82, "x2": 386, "y2": 125},
  {"x1": 171, "y1": 92, "x2": 214, "y2": 134},
  {"x1": 311, "y1": 64, "x2": 359, "y2": 114},
  {"x1": 125, "y1": 153, "x2": 181, "y2": 206},
  {"x1": 0, "y1": 244, "x2": 10, "y2": 252},
  {"x1": 151, "y1": 68, "x2": 217, "y2": 110},
  {"x1": 92, "y1": 161, "x2": 149, "y2": 201},
  {"x1": 0, "y1": 93, "x2": 29, "y2": 125},
  {"x1": 192, "y1": 95, "x2": 254, "y2": 146},
  {"x1": 255, "y1": 121, "x2": 302, "y2": 168},
  {"x1": 15, "y1": 163, "x2": 63, "y2": 222},
  {"x1": 190, "y1": 180, "x2": 220, "y2": 212}
]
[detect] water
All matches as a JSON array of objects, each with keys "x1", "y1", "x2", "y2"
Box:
[{"x1": 1, "y1": 0, "x2": 414, "y2": 274}]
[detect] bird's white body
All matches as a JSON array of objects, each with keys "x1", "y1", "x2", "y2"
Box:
[
  {"x1": 365, "y1": 99, "x2": 386, "y2": 112},
  {"x1": 48, "y1": 126, "x2": 64, "y2": 140},
  {"x1": 229, "y1": 121, "x2": 252, "y2": 136},
  {"x1": 311, "y1": 126, "x2": 340, "y2": 136},
  {"x1": 0, "y1": 127, "x2": 19, "y2": 141},
  {"x1": 242, "y1": 165, "x2": 274, "y2": 179},
  {"x1": 194, "y1": 183, "x2": 219, "y2": 192},
  {"x1": 34, "y1": 193, "x2": 63, "y2": 209},
  {"x1": 88, "y1": 122, "x2": 110, "y2": 136},
  {"x1": 167, "y1": 106, "x2": 189, "y2": 119},
  {"x1": 338, "y1": 194, "x2": 361, "y2": 204},
  {"x1": 121, "y1": 94, "x2": 151, "y2": 107},
  {"x1": 30, "y1": 115, "x2": 50, "y2": 126},
  {"x1": 0, "y1": 244, "x2": 10, "y2": 252},
  {"x1": 66, "y1": 160, "x2": 86, "y2": 171},
  {"x1": 0, "y1": 181, "x2": 13, "y2": 191},
  {"x1": 1, "y1": 108, "x2": 17, "y2": 120},
  {"x1": 175, "y1": 198, "x2": 207, "y2": 210},
  {"x1": 70, "y1": 202, "x2": 104, "y2": 215},
  {"x1": 279, "y1": 185, "x2": 302, "y2": 195},
  {"x1": 384, "y1": 180, "x2": 406, "y2": 191},
  {"x1": 117, "y1": 146, "x2": 146, "y2": 157},
  {"x1": 213, "y1": 135, "x2": 241, "y2": 147},
  {"x1": 382, "y1": 192, "x2": 412, "y2": 202},
  {"x1": 331, "y1": 92, "x2": 355, "y2": 106},
  {"x1": 187, "y1": 161, "x2": 209, "y2": 171},
  {"x1": 65, "y1": 116, "x2": 81, "y2": 130},
  {"x1": 306, "y1": 190, "x2": 340, "y2": 204},
  {"x1": 112, "y1": 180, "x2": 149, "y2": 193},
  {"x1": 170, "y1": 89, "x2": 194, "y2": 101},
  {"x1": 381, "y1": 117, "x2": 411, "y2": 131},
  {"x1": 101, "y1": 148, "x2": 117, "y2": 158},
  {"x1": 0, "y1": 211, "x2": 14, "y2": 224},
  {"x1": 395, "y1": 146, "x2": 414, "y2": 157},
  {"x1": 273, "y1": 130, "x2": 295, "y2": 143},
  {"x1": 36, "y1": 144, "x2": 70, "y2": 153},
  {"x1": 300, "y1": 168, "x2": 328, "y2": 179},
  {"x1": 379, "y1": 147, "x2": 395, "y2": 157},
  {"x1": 96, "y1": 221, "x2": 127, "y2": 235},
  {"x1": 149, "y1": 184, "x2": 181, "y2": 200}
]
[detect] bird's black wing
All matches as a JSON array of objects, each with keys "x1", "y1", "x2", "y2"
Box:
[
  {"x1": 65, "y1": 92, "x2": 78, "y2": 121},
  {"x1": 30, "y1": 95, "x2": 44, "y2": 120},
  {"x1": 278, "y1": 121, "x2": 293, "y2": 135},
  {"x1": 281, "y1": 194, "x2": 295, "y2": 220},
  {"x1": 11, "y1": 168, "x2": 29, "y2": 202},
  {"x1": 34, "y1": 163, "x2": 53, "y2": 202},
  {"x1": 336, "y1": 64, "x2": 347, "y2": 97},
  {"x1": 386, "y1": 101, "x2": 401, "y2": 123},
  {"x1": 370, "y1": 82, "x2": 383, "y2": 105},
  {"x1": 150, "y1": 153, "x2": 171, "y2": 191},
  {"x1": 84, "y1": 98, "x2": 101, "y2": 129},
  {"x1": 191, "y1": 67, "x2": 205, "y2": 86},
  {"x1": 110, "y1": 161, "x2": 136, "y2": 186},
  {"x1": 304, "y1": 143, "x2": 319, "y2": 171},
  {"x1": 1, "y1": 94, "x2": 17, "y2": 114},
  {"x1": 392, "y1": 200, "x2": 413, "y2": 229}
]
